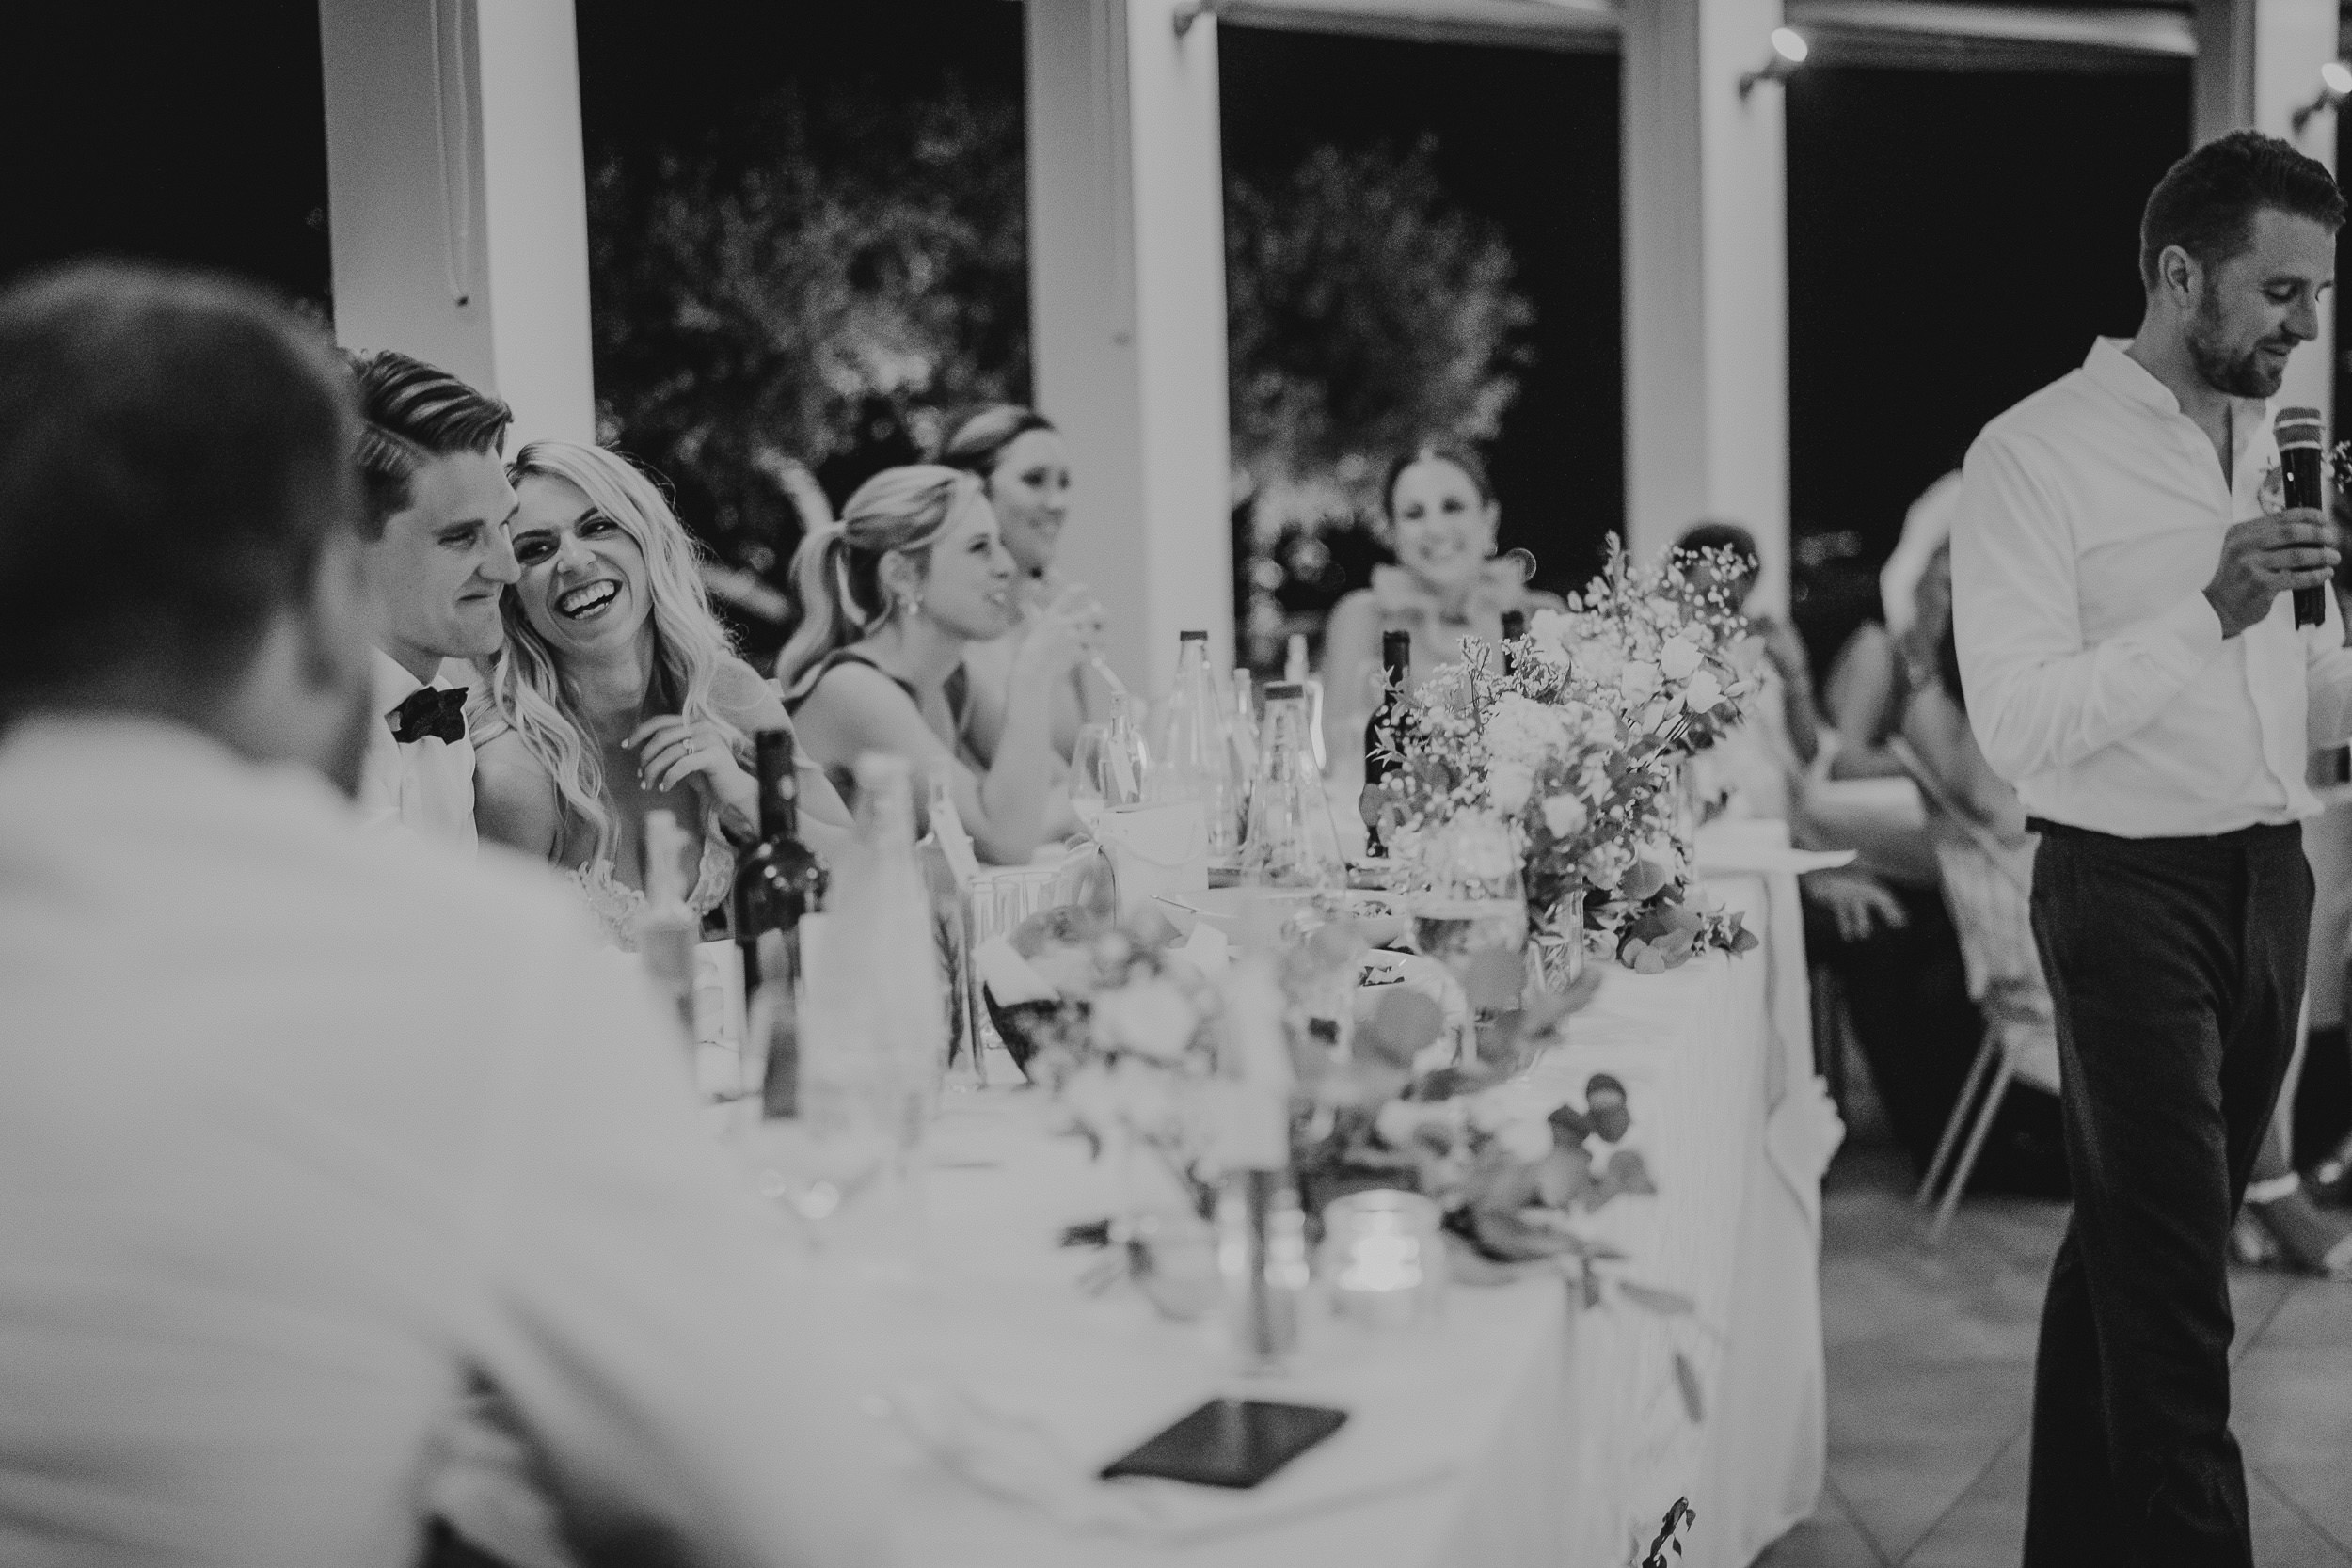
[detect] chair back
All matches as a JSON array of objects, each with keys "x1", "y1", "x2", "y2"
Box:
[{"x1": 1890, "y1": 738, "x2": 2062, "y2": 1096}]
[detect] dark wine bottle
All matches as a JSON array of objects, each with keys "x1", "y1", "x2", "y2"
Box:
[
  {"x1": 731, "y1": 731, "x2": 827, "y2": 1102},
  {"x1": 1361, "y1": 629, "x2": 1411, "y2": 857}
]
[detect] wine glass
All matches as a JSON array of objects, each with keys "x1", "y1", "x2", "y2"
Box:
[
  {"x1": 1071, "y1": 719, "x2": 1149, "y2": 832},
  {"x1": 1407, "y1": 812, "x2": 1529, "y2": 1069}
]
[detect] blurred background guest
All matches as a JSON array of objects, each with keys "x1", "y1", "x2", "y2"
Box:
[
  {"x1": 1676, "y1": 519, "x2": 1820, "y2": 820},
  {"x1": 0, "y1": 261, "x2": 891, "y2": 1568},
  {"x1": 1322, "y1": 441, "x2": 1564, "y2": 772},
  {"x1": 1802, "y1": 538, "x2": 2067, "y2": 1195},
  {"x1": 346, "y1": 350, "x2": 518, "y2": 852},
  {"x1": 939, "y1": 404, "x2": 1119, "y2": 759},
  {"x1": 778, "y1": 464, "x2": 1101, "y2": 863},
  {"x1": 472, "y1": 440, "x2": 850, "y2": 950}
]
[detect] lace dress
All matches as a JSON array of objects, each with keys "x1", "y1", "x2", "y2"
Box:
[{"x1": 571, "y1": 814, "x2": 736, "y2": 952}]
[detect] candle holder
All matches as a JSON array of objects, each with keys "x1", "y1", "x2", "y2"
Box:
[{"x1": 1320, "y1": 1189, "x2": 1447, "y2": 1330}]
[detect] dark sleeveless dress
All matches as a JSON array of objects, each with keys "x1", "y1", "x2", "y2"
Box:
[{"x1": 784, "y1": 648, "x2": 973, "y2": 806}]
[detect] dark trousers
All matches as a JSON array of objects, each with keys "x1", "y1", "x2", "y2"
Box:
[{"x1": 2023, "y1": 820, "x2": 2309, "y2": 1567}]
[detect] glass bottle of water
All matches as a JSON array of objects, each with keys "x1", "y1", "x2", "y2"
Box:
[
  {"x1": 1147, "y1": 629, "x2": 1246, "y2": 865},
  {"x1": 1241, "y1": 682, "x2": 1344, "y2": 890},
  {"x1": 835, "y1": 753, "x2": 947, "y2": 1145}
]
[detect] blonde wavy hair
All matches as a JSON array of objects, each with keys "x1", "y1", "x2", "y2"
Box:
[
  {"x1": 775, "y1": 464, "x2": 989, "y2": 705},
  {"x1": 471, "y1": 440, "x2": 745, "y2": 863}
]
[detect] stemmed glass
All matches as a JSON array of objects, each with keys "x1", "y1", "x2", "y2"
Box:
[
  {"x1": 1407, "y1": 812, "x2": 1530, "y2": 1069},
  {"x1": 1070, "y1": 719, "x2": 1149, "y2": 832}
]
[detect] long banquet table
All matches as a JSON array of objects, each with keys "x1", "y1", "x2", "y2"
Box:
[{"x1": 796, "y1": 853, "x2": 1832, "y2": 1567}]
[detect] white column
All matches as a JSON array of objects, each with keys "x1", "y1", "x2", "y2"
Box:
[
  {"x1": 2195, "y1": 0, "x2": 2338, "y2": 425},
  {"x1": 318, "y1": 0, "x2": 596, "y2": 448},
  {"x1": 1622, "y1": 0, "x2": 1790, "y2": 611},
  {"x1": 1025, "y1": 0, "x2": 1235, "y2": 692}
]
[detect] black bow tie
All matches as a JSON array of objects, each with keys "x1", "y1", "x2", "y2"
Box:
[{"x1": 389, "y1": 685, "x2": 468, "y2": 746}]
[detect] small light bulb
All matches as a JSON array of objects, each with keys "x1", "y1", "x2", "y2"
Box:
[
  {"x1": 2323, "y1": 59, "x2": 2352, "y2": 97},
  {"x1": 1772, "y1": 27, "x2": 1810, "y2": 65}
]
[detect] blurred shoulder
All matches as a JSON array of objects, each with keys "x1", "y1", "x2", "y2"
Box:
[{"x1": 471, "y1": 730, "x2": 562, "y2": 859}]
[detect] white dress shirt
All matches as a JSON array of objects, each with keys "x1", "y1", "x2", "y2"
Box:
[
  {"x1": 357, "y1": 648, "x2": 478, "y2": 852},
  {"x1": 0, "y1": 717, "x2": 892, "y2": 1568},
  {"x1": 1953, "y1": 337, "x2": 2352, "y2": 837}
]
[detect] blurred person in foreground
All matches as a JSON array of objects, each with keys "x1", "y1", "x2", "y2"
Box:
[
  {"x1": 472, "y1": 440, "x2": 850, "y2": 949},
  {"x1": 0, "y1": 262, "x2": 889, "y2": 1566},
  {"x1": 938, "y1": 404, "x2": 1119, "y2": 760},
  {"x1": 1954, "y1": 131, "x2": 2352, "y2": 1562},
  {"x1": 778, "y1": 464, "x2": 1102, "y2": 864},
  {"x1": 346, "y1": 349, "x2": 520, "y2": 852}
]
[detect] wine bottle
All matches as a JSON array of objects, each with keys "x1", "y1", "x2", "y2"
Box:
[
  {"x1": 732, "y1": 728, "x2": 827, "y2": 1021},
  {"x1": 637, "y1": 809, "x2": 698, "y2": 1051},
  {"x1": 1361, "y1": 629, "x2": 1411, "y2": 857}
]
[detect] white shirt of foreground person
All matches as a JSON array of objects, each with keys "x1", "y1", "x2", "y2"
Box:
[
  {"x1": 0, "y1": 717, "x2": 892, "y2": 1568},
  {"x1": 356, "y1": 647, "x2": 477, "y2": 851},
  {"x1": 1953, "y1": 336, "x2": 2352, "y2": 834}
]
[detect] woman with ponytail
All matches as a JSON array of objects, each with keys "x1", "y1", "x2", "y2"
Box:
[
  {"x1": 778, "y1": 464, "x2": 1104, "y2": 865},
  {"x1": 471, "y1": 440, "x2": 850, "y2": 948},
  {"x1": 938, "y1": 404, "x2": 1115, "y2": 760}
]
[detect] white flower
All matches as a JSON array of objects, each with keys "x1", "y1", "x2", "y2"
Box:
[
  {"x1": 1490, "y1": 761, "x2": 1535, "y2": 815},
  {"x1": 1494, "y1": 1117, "x2": 1556, "y2": 1164},
  {"x1": 1683, "y1": 669, "x2": 1724, "y2": 712},
  {"x1": 1571, "y1": 637, "x2": 1624, "y2": 686},
  {"x1": 1375, "y1": 1099, "x2": 1457, "y2": 1151},
  {"x1": 1541, "y1": 793, "x2": 1589, "y2": 839},
  {"x1": 1658, "y1": 636, "x2": 1703, "y2": 680},
  {"x1": 1618, "y1": 660, "x2": 1661, "y2": 705},
  {"x1": 1482, "y1": 693, "x2": 1569, "y2": 768},
  {"x1": 1089, "y1": 977, "x2": 1198, "y2": 1063},
  {"x1": 1581, "y1": 840, "x2": 1634, "y2": 890}
]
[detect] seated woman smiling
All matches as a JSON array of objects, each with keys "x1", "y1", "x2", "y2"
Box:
[
  {"x1": 471, "y1": 440, "x2": 851, "y2": 949},
  {"x1": 777, "y1": 465, "x2": 1102, "y2": 865}
]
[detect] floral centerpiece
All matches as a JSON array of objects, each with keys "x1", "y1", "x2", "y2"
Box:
[{"x1": 1364, "y1": 539, "x2": 1761, "y2": 974}]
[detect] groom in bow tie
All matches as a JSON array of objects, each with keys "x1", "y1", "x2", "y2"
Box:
[{"x1": 348, "y1": 350, "x2": 517, "y2": 851}]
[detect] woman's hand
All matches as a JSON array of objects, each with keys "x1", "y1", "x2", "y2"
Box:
[
  {"x1": 1804, "y1": 868, "x2": 1908, "y2": 943},
  {"x1": 627, "y1": 714, "x2": 755, "y2": 828},
  {"x1": 1015, "y1": 582, "x2": 1106, "y2": 684}
]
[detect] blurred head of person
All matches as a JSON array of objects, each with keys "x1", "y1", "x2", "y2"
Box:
[
  {"x1": 2139, "y1": 130, "x2": 2344, "y2": 399},
  {"x1": 0, "y1": 262, "x2": 375, "y2": 789},
  {"x1": 776, "y1": 466, "x2": 1013, "y2": 703},
  {"x1": 1674, "y1": 520, "x2": 1761, "y2": 610},
  {"x1": 476, "y1": 440, "x2": 743, "y2": 861},
  {"x1": 939, "y1": 404, "x2": 1068, "y2": 580},
  {"x1": 1383, "y1": 443, "x2": 1501, "y2": 601},
  {"x1": 346, "y1": 349, "x2": 517, "y2": 674}
]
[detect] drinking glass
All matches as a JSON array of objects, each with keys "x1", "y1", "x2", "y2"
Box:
[
  {"x1": 1407, "y1": 812, "x2": 1529, "y2": 1068},
  {"x1": 1070, "y1": 720, "x2": 1147, "y2": 831}
]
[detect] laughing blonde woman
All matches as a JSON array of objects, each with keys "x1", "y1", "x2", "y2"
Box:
[{"x1": 471, "y1": 439, "x2": 850, "y2": 949}]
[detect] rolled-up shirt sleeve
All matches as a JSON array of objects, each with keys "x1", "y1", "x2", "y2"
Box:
[{"x1": 1953, "y1": 432, "x2": 2224, "y2": 784}]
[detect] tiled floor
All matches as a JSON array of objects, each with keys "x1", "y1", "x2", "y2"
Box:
[{"x1": 1755, "y1": 1143, "x2": 2352, "y2": 1567}]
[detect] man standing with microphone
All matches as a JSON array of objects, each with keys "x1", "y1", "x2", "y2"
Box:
[{"x1": 1954, "y1": 130, "x2": 2350, "y2": 1564}]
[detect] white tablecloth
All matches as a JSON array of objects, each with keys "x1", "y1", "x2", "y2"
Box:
[
  {"x1": 1519, "y1": 860, "x2": 1835, "y2": 1564},
  {"x1": 803, "y1": 847, "x2": 1832, "y2": 1567}
]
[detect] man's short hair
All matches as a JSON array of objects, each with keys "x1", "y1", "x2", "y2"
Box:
[
  {"x1": 344, "y1": 349, "x2": 512, "y2": 538},
  {"x1": 2139, "y1": 129, "x2": 2346, "y2": 292},
  {"x1": 0, "y1": 262, "x2": 358, "y2": 718}
]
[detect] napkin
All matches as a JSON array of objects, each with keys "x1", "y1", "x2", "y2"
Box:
[{"x1": 886, "y1": 1380, "x2": 1453, "y2": 1545}]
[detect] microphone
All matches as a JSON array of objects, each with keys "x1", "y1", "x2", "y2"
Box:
[{"x1": 2277, "y1": 406, "x2": 2328, "y2": 629}]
